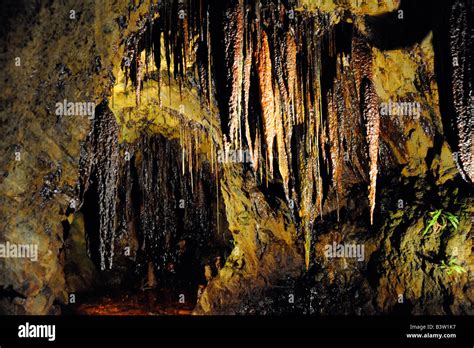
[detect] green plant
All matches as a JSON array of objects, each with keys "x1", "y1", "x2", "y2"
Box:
[
  {"x1": 423, "y1": 209, "x2": 459, "y2": 236},
  {"x1": 443, "y1": 212, "x2": 459, "y2": 230},
  {"x1": 440, "y1": 258, "x2": 467, "y2": 276}
]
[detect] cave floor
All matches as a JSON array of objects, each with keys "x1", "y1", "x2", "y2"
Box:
[{"x1": 66, "y1": 288, "x2": 195, "y2": 315}]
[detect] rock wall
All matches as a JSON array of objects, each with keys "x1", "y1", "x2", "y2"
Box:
[
  {"x1": 0, "y1": 0, "x2": 151, "y2": 314},
  {"x1": 0, "y1": 0, "x2": 472, "y2": 315}
]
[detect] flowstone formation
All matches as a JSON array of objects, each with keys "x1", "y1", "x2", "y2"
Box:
[{"x1": 0, "y1": 0, "x2": 472, "y2": 315}]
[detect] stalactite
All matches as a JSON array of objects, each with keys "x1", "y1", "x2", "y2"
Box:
[
  {"x1": 243, "y1": 32, "x2": 256, "y2": 170},
  {"x1": 283, "y1": 10, "x2": 330, "y2": 270},
  {"x1": 363, "y1": 81, "x2": 380, "y2": 225},
  {"x1": 272, "y1": 22, "x2": 293, "y2": 200},
  {"x1": 81, "y1": 105, "x2": 120, "y2": 270},
  {"x1": 449, "y1": 0, "x2": 473, "y2": 182},
  {"x1": 117, "y1": 143, "x2": 136, "y2": 240},
  {"x1": 254, "y1": 129, "x2": 262, "y2": 179},
  {"x1": 313, "y1": 32, "x2": 324, "y2": 218},
  {"x1": 353, "y1": 37, "x2": 380, "y2": 225},
  {"x1": 122, "y1": 1, "x2": 333, "y2": 213},
  {"x1": 136, "y1": 53, "x2": 143, "y2": 106},
  {"x1": 256, "y1": 30, "x2": 276, "y2": 179},
  {"x1": 206, "y1": 5, "x2": 214, "y2": 172},
  {"x1": 342, "y1": 54, "x2": 368, "y2": 182},
  {"x1": 181, "y1": 125, "x2": 186, "y2": 176},
  {"x1": 206, "y1": 5, "x2": 212, "y2": 108},
  {"x1": 128, "y1": 133, "x2": 219, "y2": 277},
  {"x1": 113, "y1": 1, "x2": 391, "y2": 273},
  {"x1": 179, "y1": 0, "x2": 190, "y2": 71},
  {"x1": 285, "y1": 31, "x2": 298, "y2": 127},
  {"x1": 275, "y1": 90, "x2": 291, "y2": 199},
  {"x1": 225, "y1": 0, "x2": 245, "y2": 151},
  {"x1": 152, "y1": 9, "x2": 162, "y2": 104},
  {"x1": 327, "y1": 88, "x2": 341, "y2": 221}
]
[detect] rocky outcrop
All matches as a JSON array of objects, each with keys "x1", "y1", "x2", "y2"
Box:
[{"x1": 0, "y1": 0, "x2": 151, "y2": 314}]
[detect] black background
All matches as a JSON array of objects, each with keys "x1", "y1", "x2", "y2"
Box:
[{"x1": 0, "y1": 315, "x2": 472, "y2": 347}]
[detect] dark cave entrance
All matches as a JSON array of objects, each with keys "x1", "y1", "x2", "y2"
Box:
[{"x1": 65, "y1": 108, "x2": 230, "y2": 314}]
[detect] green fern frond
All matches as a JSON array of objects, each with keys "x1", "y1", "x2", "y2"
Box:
[
  {"x1": 444, "y1": 212, "x2": 459, "y2": 230},
  {"x1": 440, "y1": 258, "x2": 466, "y2": 275},
  {"x1": 423, "y1": 209, "x2": 442, "y2": 236}
]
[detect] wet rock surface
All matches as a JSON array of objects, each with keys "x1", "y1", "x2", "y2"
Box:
[{"x1": 0, "y1": 0, "x2": 472, "y2": 315}]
